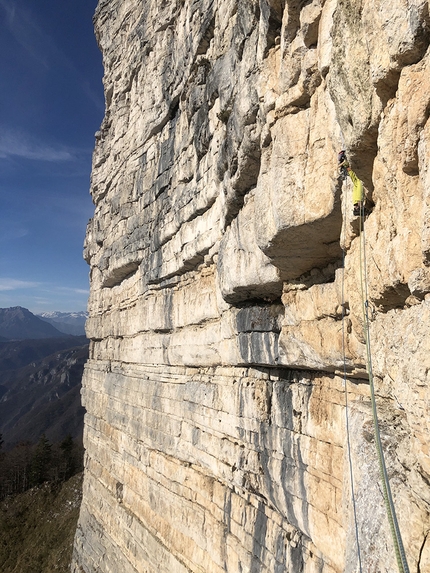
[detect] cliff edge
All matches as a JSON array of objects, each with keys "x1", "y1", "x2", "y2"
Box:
[{"x1": 72, "y1": 1, "x2": 430, "y2": 571}]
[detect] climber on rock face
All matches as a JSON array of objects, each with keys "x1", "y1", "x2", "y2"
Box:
[{"x1": 338, "y1": 150, "x2": 364, "y2": 216}]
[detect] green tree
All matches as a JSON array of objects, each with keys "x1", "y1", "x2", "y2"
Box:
[
  {"x1": 30, "y1": 434, "x2": 52, "y2": 486},
  {"x1": 59, "y1": 435, "x2": 77, "y2": 481},
  {"x1": 0, "y1": 441, "x2": 32, "y2": 498}
]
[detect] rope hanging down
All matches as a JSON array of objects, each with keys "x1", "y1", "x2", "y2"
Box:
[
  {"x1": 339, "y1": 152, "x2": 410, "y2": 573},
  {"x1": 341, "y1": 174, "x2": 363, "y2": 573},
  {"x1": 358, "y1": 202, "x2": 410, "y2": 573}
]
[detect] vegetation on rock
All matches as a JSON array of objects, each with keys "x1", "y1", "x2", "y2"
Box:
[{"x1": 0, "y1": 472, "x2": 83, "y2": 573}]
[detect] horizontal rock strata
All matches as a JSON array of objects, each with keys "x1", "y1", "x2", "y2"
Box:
[{"x1": 73, "y1": 1, "x2": 430, "y2": 572}]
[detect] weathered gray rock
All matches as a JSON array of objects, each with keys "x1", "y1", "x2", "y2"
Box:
[{"x1": 73, "y1": 1, "x2": 430, "y2": 572}]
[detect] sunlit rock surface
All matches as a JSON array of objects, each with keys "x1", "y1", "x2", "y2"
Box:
[{"x1": 72, "y1": 1, "x2": 430, "y2": 572}]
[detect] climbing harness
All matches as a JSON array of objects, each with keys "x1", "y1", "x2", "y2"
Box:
[{"x1": 340, "y1": 152, "x2": 410, "y2": 573}]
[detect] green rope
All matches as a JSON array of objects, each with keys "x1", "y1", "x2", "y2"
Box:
[
  {"x1": 341, "y1": 175, "x2": 363, "y2": 573},
  {"x1": 358, "y1": 205, "x2": 410, "y2": 573}
]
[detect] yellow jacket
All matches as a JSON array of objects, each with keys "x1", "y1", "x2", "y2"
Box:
[{"x1": 348, "y1": 168, "x2": 363, "y2": 203}]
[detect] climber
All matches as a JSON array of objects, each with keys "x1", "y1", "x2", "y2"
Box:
[{"x1": 338, "y1": 150, "x2": 364, "y2": 216}]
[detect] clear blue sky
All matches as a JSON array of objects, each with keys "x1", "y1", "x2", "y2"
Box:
[{"x1": 0, "y1": 0, "x2": 103, "y2": 313}]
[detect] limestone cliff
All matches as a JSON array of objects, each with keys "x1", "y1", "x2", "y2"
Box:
[{"x1": 72, "y1": 1, "x2": 430, "y2": 572}]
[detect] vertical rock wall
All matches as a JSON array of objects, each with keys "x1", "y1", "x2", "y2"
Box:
[{"x1": 72, "y1": 1, "x2": 430, "y2": 572}]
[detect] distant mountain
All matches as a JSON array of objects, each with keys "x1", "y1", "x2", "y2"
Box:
[
  {"x1": 0, "y1": 340, "x2": 89, "y2": 448},
  {"x1": 0, "y1": 307, "x2": 66, "y2": 340},
  {"x1": 37, "y1": 311, "x2": 88, "y2": 336},
  {"x1": 0, "y1": 336, "x2": 88, "y2": 372}
]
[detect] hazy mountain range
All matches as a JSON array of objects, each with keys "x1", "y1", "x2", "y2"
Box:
[
  {"x1": 37, "y1": 311, "x2": 87, "y2": 336},
  {"x1": 0, "y1": 339, "x2": 88, "y2": 448},
  {"x1": 0, "y1": 307, "x2": 88, "y2": 449},
  {"x1": 0, "y1": 307, "x2": 65, "y2": 340},
  {"x1": 0, "y1": 307, "x2": 87, "y2": 339}
]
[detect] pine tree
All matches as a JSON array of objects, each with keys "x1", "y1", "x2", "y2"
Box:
[
  {"x1": 59, "y1": 435, "x2": 76, "y2": 481},
  {"x1": 30, "y1": 434, "x2": 52, "y2": 486}
]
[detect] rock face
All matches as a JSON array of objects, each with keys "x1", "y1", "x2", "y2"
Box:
[{"x1": 72, "y1": 1, "x2": 430, "y2": 572}]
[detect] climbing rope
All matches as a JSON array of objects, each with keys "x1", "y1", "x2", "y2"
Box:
[
  {"x1": 341, "y1": 174, "x2": 364, "y2": 573},
  {"x1": 346, "y1": 30, "x2": 410, "y2": 571},
  {"x1": 357, "y1": 203, "x2": 410, "y2": 573}
]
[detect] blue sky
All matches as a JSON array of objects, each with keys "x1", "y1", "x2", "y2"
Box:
[{"x1": 0, "y1": 0, "x2": 103, "y2": 313}]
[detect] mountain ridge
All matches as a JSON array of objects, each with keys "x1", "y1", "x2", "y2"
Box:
[
  {"x1": 37, "y1": 311, "x2": 87, "y2": 336},
  {"x1": 0, "y1": 335, "x2": 88, "y2": 372},
  {"x1": 0, "y1": 340, "x2": 88, "y2": 449},
  {"x1": 0, "y1": 307, "x2": 65, "y2": 340}
]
